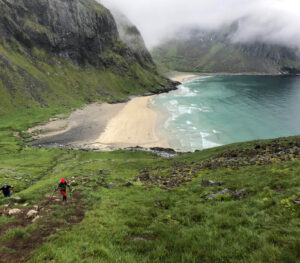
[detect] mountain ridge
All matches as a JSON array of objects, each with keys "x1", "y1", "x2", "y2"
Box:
[
  {"x1": 152, "y1": 24, "x2": 300, "y2": 74},
  {"x1": 0, "y1": 0, "x2": 173, "y2": 115}
]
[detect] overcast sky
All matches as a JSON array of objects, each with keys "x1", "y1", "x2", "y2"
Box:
[{"x1": 99, "y1": 0, "x2": 300, "y2": 49}]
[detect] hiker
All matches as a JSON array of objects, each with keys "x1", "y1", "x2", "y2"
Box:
[
  {"x1": 0, "y1": 184, "x2": 13, "y2": 198},
  {"x1": 56, "y1": 178, "x2": 71, "y2": 202}
]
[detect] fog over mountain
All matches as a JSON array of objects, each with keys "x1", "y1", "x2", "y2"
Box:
[{"x1": 99, "y1": 0, "x2": 300, "y2": 50}]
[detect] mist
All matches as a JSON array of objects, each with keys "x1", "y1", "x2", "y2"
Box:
[{"x1": 99, "y1": 0, "x2": 300, "y2": 50}]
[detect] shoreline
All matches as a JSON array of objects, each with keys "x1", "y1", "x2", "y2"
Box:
[{"x1": 29, "y1": 73, "x2": 197, "y2": 151}]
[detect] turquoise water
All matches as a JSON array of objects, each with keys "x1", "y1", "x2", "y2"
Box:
[{"x1": 151, "y1": 75, "x2": 300, "y2": 152}]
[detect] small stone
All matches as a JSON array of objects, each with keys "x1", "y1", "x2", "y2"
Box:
[
  {"x1": 107, "y1": 183, "x2": 117, "y2": 189},
  {"x1": 8, "y1": 208, "x2": 22, "y2": 216},
  {"x1": 294, "y1": 199, "x2": 300, "y2": 205},
  {"x1": 201, "y1": 180, "x2": 223, "y2": 187},
  {"x1": 154, "y1": 200, "x2": 163, "y2": 207},
  {"x1": 26, "y1": 210, "x2": 38, "y2": 219}
]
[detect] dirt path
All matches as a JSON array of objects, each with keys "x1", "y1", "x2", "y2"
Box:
[{"x1": 0, "y1": 189, "x2": 87, "y2": 263}]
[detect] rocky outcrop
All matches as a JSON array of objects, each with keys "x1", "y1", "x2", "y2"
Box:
[{"x1": 137, "y1": 137, "x2": 300, "y2": 190}]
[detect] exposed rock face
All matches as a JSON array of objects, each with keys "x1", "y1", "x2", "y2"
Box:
[
  {"x1": 0, "y1": 0, "x2": 118, "y2": 66},
  {"x1": 110, "y1": 9, "x2": 155, "y2": 70}
]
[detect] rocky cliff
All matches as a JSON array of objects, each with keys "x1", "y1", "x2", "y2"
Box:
[
  {"x1": 0, "y1": 0, "x2": 172, "y2": 114},
  {"x1": 110, "y1": 9, "x2": 155, "y2": 71},
  {"x1": 152, "y1": 24, "x2": 300, "y2": 74}
]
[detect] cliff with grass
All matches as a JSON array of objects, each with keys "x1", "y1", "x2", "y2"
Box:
[
  {"x1": 152, "y1": 25, "x2": 300, "y2": 74},
  {"x1": 0, "y1": 0, "x2": 172, "y2": 117}
]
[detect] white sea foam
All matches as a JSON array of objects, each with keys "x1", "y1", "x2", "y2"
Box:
[
  {"x1": 174, "y1": 85, "x2": 197, "y2": 97},
  {"x1": 200, "y1": 131, "x2": 222, "y2": 149},
  {"x1": 200, "y1": 131, "x2": 210, "y2": 138},
  {"x1": 169, "y1": 100, "x2": 178, "y2": 105},
  {"x1": 186, "y1": 121, "x2": 192, "y2": 125},
  {"x1": 198, "y1": 106, "x2": 211, "y2": 113}
]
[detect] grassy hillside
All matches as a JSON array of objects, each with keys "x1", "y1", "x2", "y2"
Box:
[
  {"x1": 0, "y1": 0, "x2": 172, "y2": 120},
  {"x1": 0, "y1": 39, "x2": 168, "y2": 116},
  {"x1": 0, "y1": 108, "x2": 299, "y2": 262},
  {"x1": 151, "y1": 33, "x2": 300, "y2": 74}
]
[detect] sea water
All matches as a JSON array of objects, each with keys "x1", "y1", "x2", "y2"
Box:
[{"x1": 151, "y1": 75, "x2": 300, "y2": 152}]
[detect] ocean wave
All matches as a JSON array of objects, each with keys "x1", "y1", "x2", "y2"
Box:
[
  {"x1": 200, "y1": 131, "x2": 222, "y2": 149},
  {"x1": 174, "y1": 85, "x2": 197, "y2": 97}
]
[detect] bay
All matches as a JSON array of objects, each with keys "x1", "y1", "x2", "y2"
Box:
[{"x1": 151, "y1": 75, "x2": 300, "y2": 151}]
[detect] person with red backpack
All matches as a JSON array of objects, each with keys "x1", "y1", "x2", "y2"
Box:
[{"x1": 57, "y1": 178, "x2": 71, "y2": 202}]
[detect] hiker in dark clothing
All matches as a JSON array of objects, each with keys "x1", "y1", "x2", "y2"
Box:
[
  {"x1": 57, "y1": 178, "x2": 71, "y2": 202},
  {"x1": 0, "y1": 184, "x2": 13, "y2": 198}
]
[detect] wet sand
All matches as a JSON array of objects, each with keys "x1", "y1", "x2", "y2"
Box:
[
  {"x1": 29, "y1": 73, "x2": 196, "y2": 150},
  {"x1": 29, "y1": 103, "x2": 126, "y2": 148}
]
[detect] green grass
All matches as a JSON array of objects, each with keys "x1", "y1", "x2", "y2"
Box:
[
  {"x1": 0, "y1": 45, "x2": 299, "y2": 262},
  {"x1": 0, "y1": 40, "x2": 168, "y2": 115},
  {"x1": 0, "y1": 110, "x2": 299, "y2": 262}
]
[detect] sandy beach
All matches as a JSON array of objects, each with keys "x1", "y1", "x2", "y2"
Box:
[
  {"x1": 94, "y1": 96, "x2": 169, "y2": 150},
  {"x1": 29, "y1": 73, "x2": 196, "y2": 150},
  {"x1": 169, "y1": 74, "x2": 198, "y2": 83}
]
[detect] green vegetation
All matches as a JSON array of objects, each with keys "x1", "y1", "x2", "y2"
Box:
[
  {"x1": 0, "y1": 105, "x2": 300, "y2": 262},
  {"x1": 151, "y1": 38, "x2": 300, "y2": 74},
  {"x1": 0, "y1": 39, "x2": 168, "y2": 117}
]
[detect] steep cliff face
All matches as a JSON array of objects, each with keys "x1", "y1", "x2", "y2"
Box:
[
  {"x1": 0, "y1": 0, "x2": 171, "y2": 114},
  {"x1": 0, "y1": 0, "x2": 119, "y2": 66},
  {"x1": 110, "y1": 9, "x2": 155, "y2": 70},
  {"x1": 152, "y1": 25, "x2": 300, "y2": 74}
]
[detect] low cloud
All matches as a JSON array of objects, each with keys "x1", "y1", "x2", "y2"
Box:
[{"x1": 99, "y1": 0, "x2": 300, "y2": 49}]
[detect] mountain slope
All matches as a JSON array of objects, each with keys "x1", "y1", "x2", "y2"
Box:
[
  {"x1": 152, "y1": 25, "x2": 300, "y2": 74},
  {"x1": 0, "y1": 0, "x2": 172, "y2": 115}
]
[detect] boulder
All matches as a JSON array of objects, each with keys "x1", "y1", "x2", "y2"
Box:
[
  {"x1": 26, "y1": 210, "x2": 38, "y2": 219},
  {"x1": 8, "y1": 208, "x2": 22, "y2": 216}
]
